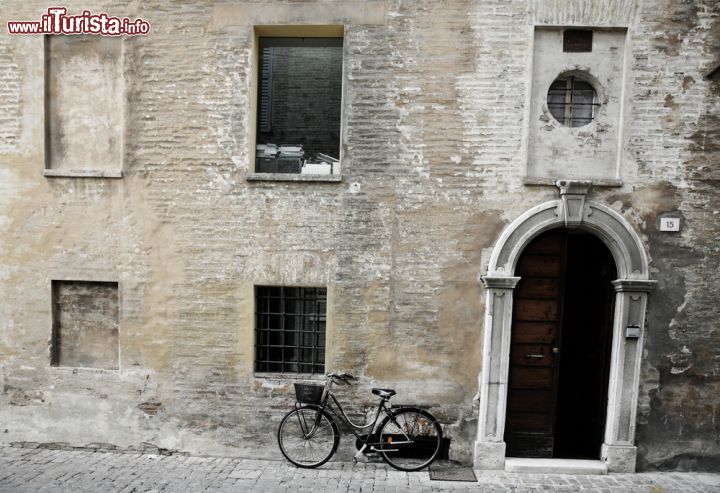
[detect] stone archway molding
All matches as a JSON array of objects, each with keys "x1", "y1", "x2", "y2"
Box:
[{"x1": 475, "y1": 180, "x2": 655, "y2": 472}]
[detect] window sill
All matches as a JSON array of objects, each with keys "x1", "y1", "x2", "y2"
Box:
[
  {"x1": 43, "y1": 169, "x2": 123, "y2": 179},
  {"x1": 50, "y1": 365, "x2": 120, "y2": 374},
  {"x1": 254, "y1": 372, "x2": 325, "y2": 382},
  {"x1": 246, "y1": 173, "x2": 341, "y2": 183},
  {"x1": 523, "y1": 176, "x2": 623, "y2": 188}
]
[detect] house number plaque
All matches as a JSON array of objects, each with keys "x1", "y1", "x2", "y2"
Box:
[{"x1": 659, "y1": 217, "x2": 681, "y2": 232}]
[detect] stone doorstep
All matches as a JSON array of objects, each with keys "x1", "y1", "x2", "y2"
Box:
[{"x1": 504, "y1": 458, "x2": 608, "y2": 475}]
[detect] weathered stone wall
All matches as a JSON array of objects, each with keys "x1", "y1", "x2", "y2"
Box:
[
  {"x1": 618, "y1": 1, "x2": 720, "y2": 471},
  {"x1": 0, "y1": 0, "x2": 718, "y2": 470}
]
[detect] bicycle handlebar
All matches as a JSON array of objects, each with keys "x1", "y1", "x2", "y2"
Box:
[{"x1": 327, "y1": 372, "x2": 356, "y2": 385}]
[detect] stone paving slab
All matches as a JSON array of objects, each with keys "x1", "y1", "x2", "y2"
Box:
[{"x1": 0, "y1": 446, "x2": 718, "y2": 492}]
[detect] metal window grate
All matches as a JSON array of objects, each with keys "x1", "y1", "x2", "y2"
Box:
[
  {"x1": 547, "y1": 76, "x2": 600, "y2": 127},
  {"x1": 255, "y1": 286, "x2": 326, "y2": 374}
]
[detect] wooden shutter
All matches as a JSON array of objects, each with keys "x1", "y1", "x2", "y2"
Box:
[{"x1": 259, "y1": 47, "x2": 273, "y2": 133}]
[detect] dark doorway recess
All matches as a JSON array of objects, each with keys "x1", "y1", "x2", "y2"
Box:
[{"x1": 504, "y1": 229, "x2": 616, "y2": 459}]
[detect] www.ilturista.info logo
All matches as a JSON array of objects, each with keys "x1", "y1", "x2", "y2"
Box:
[{"x1": 7, "y1": 7, "x2": 150, "y2": 35}]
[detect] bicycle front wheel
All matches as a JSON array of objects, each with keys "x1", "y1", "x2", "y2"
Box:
[
  {"x1": 377, "y1": 407, "x2": 443, "y2": 471},
  {"x1": 277, "y1": 405, "x2": 339, "y2": 468}
]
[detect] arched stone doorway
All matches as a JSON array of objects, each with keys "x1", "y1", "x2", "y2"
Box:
[
  {"x1": 504, "y1": 229, "x2": 616, "y2": 459},
  {"x1": 474, "y1": 181, "x2": 655, "y2": 472}
]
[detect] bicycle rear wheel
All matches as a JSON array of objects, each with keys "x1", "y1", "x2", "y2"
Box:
[
  {"x1": 377, "y1": 407, "x2": 443, "y2": 471},
  {"x1": 277, "y1": 405, "x2": 339, "y2": 468}
]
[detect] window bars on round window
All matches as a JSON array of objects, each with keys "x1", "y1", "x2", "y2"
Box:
[{"x1": 547, "y1": 76, "x2": 600, "y2": 128}]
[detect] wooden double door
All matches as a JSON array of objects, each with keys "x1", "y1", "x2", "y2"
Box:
[{"x1": 505, "y1": 229, "x2": 616, "y2": 459}]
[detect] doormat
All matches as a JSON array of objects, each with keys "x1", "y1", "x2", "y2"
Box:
[{"x1": 428, "y1": 465, "x2": 478, "y2": 482}]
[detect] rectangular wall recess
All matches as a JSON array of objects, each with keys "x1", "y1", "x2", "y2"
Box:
[
  {"x1": 51, "y1": 280, "x2": 119, "y2": 370},
  {"x1": 45, "y1": 35, "x2": 124, "y2": 175}
]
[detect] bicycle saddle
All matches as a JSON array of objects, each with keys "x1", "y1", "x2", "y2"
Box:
[{"x1": 372, "y1": 388, "x2": 396, "y2": 399}]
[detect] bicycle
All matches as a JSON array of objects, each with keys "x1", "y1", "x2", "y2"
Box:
[{"x1": 277, "y1": 372, "x2": 443, "y2": 471}]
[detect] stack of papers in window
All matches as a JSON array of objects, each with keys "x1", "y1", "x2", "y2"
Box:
[
  {"x1": 278, "y1": 145, "x2": 304, "y2": 157},
  {"x1": 256, "y1": 144, "x2": 279, "y2": 157},
  {"x1": 256, "y1": 143, "x2": 340, "y2": 174},
  {"x1": 301, "y1": 153, "x2": 340, "y2": 175}
]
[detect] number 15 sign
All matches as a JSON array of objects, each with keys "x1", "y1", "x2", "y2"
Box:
[{"x1": 659, "y1": 217, "x2": 681, "y2": 232}]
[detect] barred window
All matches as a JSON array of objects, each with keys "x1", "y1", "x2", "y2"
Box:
[
  {"x1": 255, "y1": 286, "x2": 326, "y2": 374},
  {"x1": 547, "y1": 75, "x2": 600, "y2": 128}
]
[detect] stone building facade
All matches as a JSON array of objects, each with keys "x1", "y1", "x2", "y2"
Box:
[{"x1": 0, "y1": 0, "x2": 718, "y2": 473}]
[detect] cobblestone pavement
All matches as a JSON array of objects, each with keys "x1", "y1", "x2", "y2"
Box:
[{"x1": 1, "y1": 446, "x2": 719, "y2": 492}]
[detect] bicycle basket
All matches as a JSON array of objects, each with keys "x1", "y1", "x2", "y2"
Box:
[{"x1": 294, "y1": 383, "x2": 324, "y2": 404}]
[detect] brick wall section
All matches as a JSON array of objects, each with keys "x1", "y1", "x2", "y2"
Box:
[
  {"x1": 0, "y1": 0, "x2": 718, "y2": 469},
  {"x1": 620, "y1": 0, "x2": 720, "y2": 471},
  {"x1": 0, "y1": 36, "x2": 21, "y2": 154}
]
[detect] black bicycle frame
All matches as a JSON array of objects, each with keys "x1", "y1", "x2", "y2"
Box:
[
  {"x1": 328, "y1": 394, "x2": 383, "y2": 437},
  {"x1": 305, "y1": 393, "x2": 412, "y2": 451}
]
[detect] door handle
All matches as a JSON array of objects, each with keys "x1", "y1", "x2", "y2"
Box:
[
  {"x1": 552, "y1": 347, "x2": 560, "y2": 355},
  {"x1": 524, "y1": 353, "x2": 544, "y2": 359}
]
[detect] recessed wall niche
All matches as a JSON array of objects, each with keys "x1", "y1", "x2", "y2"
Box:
[
  {"x1": 45, "y1": 35, "x2": 124, "y2": 177},
  {"x1": 526, "y1": 27, "x2": 627, "y2": 184},
  {"x1": 51, "y1": 280, "x2": 120, "y2": 370}
]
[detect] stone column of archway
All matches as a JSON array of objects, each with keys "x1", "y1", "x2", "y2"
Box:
[
  {"x1": 474, "y1": 181, "x2": 655, "y2": 472},
  {"x1": 475, "y1": 275, "x2": 520, "y2": 469},
  {"x1": 602, "y1": 279, "x2": 656, "y2": 471}
]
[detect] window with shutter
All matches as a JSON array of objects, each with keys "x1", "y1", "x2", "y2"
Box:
[
  {"x1": 254, "y1": 33, "x2": 343, "y2": 176},
  {"x1": 259, "y1": 47, "x2": 273, "y2": 133}
]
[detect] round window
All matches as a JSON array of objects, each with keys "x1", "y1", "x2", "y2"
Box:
[{"x1": 547, "y1": 74, "x2": 599, "y2": 127}]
